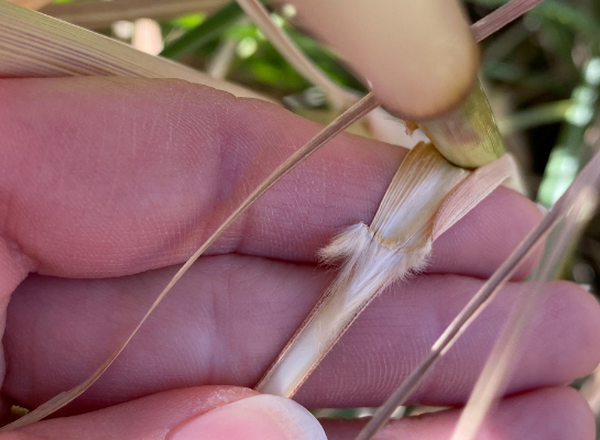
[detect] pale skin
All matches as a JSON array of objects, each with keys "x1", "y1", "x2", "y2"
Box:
[{"x1": 0, "y1": 76, "x2": 599, "y2": 439}]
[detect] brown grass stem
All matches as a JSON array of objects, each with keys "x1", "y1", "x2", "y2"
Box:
[
  {"x1": 471, "y1": 0, "x2": 546, "y2": 42},
  {"x1": 257, "y1": 151, "x2": 515, "y2": 399}
]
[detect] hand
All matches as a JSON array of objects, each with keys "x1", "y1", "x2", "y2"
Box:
[{"x1": 0, "y1": 77, "x2": 598, "y2": 439}]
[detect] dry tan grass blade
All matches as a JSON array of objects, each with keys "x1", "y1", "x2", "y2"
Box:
[
  {"x1": 450, "y1": 150, "x2": 600, "y2": 440},
  {"x1": 236, "y1": 0, "x2": 358, "y2": 111},
  {"x1": 0, "y1": 93, "x2": 379, "y2": 432},
  {"x1": 471, "y1": 0, "x2": 546, "y2": 42},
  {"x1": 0, "y1": 0, "x2": 268, "y2": 101},
  {"x1": 433, "y1": 154, "x2": 517, "y2": 239},
  {"x1": 40, "y1": 0, "x2": 229, "y2": 30}
]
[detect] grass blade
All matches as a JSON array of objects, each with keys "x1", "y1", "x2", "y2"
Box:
[
  {"x1": 0, "y1": 0, "x2": 266, "y2": 101},
  {"x1": 40, "y1": 0, "x2": 229, "y2": 30},
  {"x1": 235, "y1": 0, "x2": 358, "y2": 111},
  {"x1": 206, "y1": 32, "x2": 242, "y2": 78},
  {"x1": 471, "y1": 0, "x2": 546, "y2": 42}
]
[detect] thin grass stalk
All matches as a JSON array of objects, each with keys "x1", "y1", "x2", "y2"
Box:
[
  {"x1": 354, "y1": 147, "x2": 600, "y2": 440},
  {"x1": 0, "y1": 0, "x2": 266, "y2": 101},
  {"x1": 471, "y1": 0, "x2": 546, "y2": 42},
  {"x1": 39, "y1": 0, "x2": 230, "y2": 30},
  {"x1": 0, "y1": 93, "x2": 379, "y2": 432},
  {"x1": 497, "y1": 99, "x2": 571, "y2": 134},
  {"x1": 206, "y1": 35, "x2": 240, "y2": 79},
  {"x1": 235, "y1": 0, "x2": 358, "y2": 111},
  {"x1": 450, "y1": 157, "x2": 600, "y2": 440}
]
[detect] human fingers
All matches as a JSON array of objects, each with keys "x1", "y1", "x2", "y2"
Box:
[
  {"x1": 4, "y1": 254, "x2": 599, "y2": 413},
  {"x1": 0, "y1": 77, "x2": 539, "y2": 281},
  {"x1": 2, "y1": 387, "x2": 591, "y2": 440},
  {"x1": 321, "y1": 387, "x2": 593, "y2": 440}
]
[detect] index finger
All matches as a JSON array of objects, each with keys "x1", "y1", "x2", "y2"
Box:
[{"x1": 0, "y1": 76, "x2": 541, "y2": 280}]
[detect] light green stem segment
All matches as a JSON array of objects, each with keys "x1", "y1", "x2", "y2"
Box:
[{"x1": 419, "y1": 80, "x2": 506, "y2": 169}]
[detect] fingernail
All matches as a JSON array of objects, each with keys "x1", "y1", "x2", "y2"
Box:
[{"x1": 169, "y1": 394, "x2": 327, "y2": 440}]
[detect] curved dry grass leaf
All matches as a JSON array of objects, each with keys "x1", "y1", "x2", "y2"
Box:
[
  {"x1": 471, "y1": 0, "x2": 546, "y2": 42},
  {"x1": 236, "y1": 0, "x2": 358, "y2": 111},
  {"x1": 40, "y1": 0, "x2": 229, "y2": 30},
  {"x1": 0, "y1": 1, "x2": 269, "y2": 101}
]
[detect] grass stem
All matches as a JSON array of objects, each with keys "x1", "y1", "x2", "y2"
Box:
[{"x1": 235, "y1": 0, "x2": 358, "y2": 111}]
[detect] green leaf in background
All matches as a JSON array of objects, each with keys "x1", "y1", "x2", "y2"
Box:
[
  {"x1": 538, "y1": 57, "x2": 600, "y2": 207},
  {"x1": 161, "y1": 2, "x2": 243, "y2": 59},
  {"x1": 169, "y1": 14, "x2": 205, "y2": 30}
]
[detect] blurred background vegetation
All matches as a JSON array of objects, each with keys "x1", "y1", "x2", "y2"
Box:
[{"x1": 16, "y1": 0, "x2": 600, "y2": 426}]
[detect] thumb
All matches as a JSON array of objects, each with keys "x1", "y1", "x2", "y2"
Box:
[
  {"x1": 169, "y1": 394, "x2": 327, "y2": 440},
  {"x1": 1, "y1": 388, "x2": 327, "y2": 440}
]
